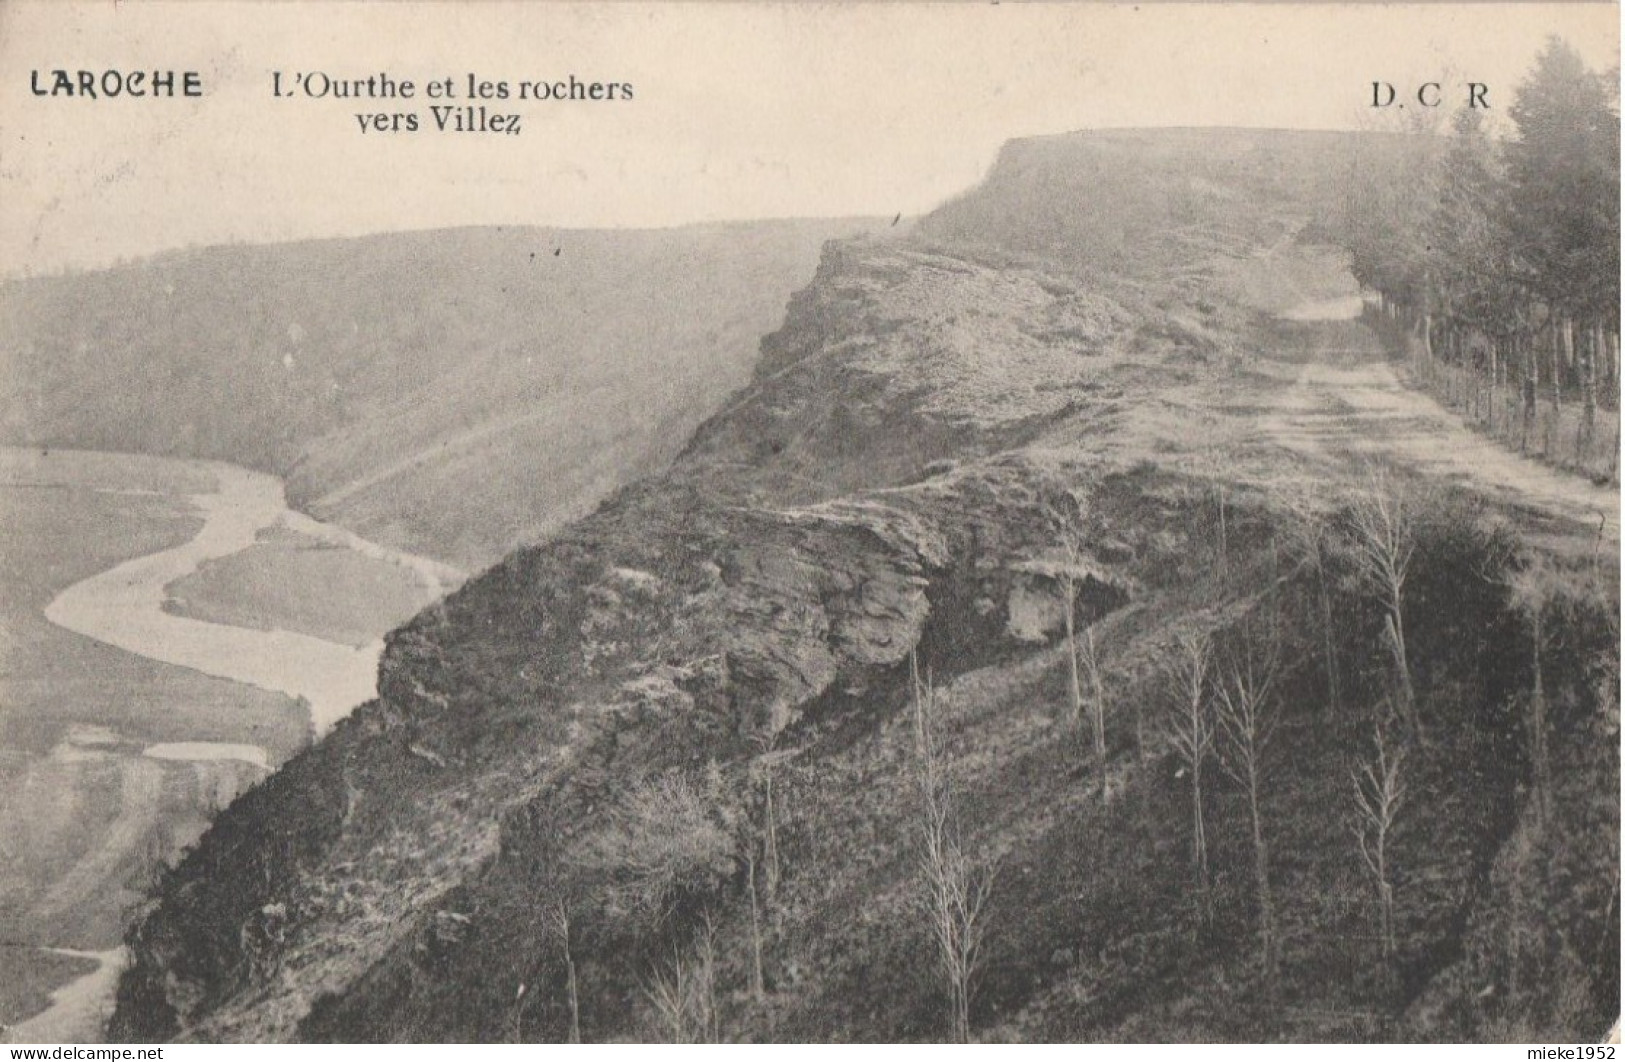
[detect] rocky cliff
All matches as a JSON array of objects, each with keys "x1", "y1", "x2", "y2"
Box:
[{"x1": 110, "y1": 129, "x2": 1618, "y2": 1043}]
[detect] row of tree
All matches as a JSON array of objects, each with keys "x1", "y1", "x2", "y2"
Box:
[
  {"x1": 1020, "y1": 469, "x2": 1428, "y2": 1014},
  {"x1": 1149, "y1": 475, "x2": 1417, "y2": 991},
  {"x1": 1341, "y1": 37, "x2": 1620, "y2": 463}
]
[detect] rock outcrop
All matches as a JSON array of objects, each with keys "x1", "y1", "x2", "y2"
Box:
[{"x1": 109, "y1": 129, "x2": 1618, "y2": 1044}]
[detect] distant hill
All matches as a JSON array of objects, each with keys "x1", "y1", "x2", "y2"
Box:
[
  {"x1": 0, "y1": 219, "x2": 881, "y2": 568},
  {"x1": 918, "y1": 127, "x2": 1415, "y2": 283}
]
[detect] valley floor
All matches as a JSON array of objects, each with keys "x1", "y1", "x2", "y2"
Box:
[{"x1": 0, "y1": 450, "x2": 455, "y2": 1041}]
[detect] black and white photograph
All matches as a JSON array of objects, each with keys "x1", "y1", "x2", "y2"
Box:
[{"x1": 0, "y1": 1, "x2": 1619, "y2": 1045}]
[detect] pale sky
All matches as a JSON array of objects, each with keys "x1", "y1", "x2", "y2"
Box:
[{"x1": 0, "y1": 2, "x2": 1617, "y2": 276}]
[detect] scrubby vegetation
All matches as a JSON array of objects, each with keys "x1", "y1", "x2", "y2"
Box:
[{"x1": 105, "y1": 125, "x2": 1615, "y2": 1044}]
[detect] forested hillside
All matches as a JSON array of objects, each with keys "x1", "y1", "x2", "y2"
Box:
[{"x1": 0, "y1": 220, "x2": 878, "y2": 568}]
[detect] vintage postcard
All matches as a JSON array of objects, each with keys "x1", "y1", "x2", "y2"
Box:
[{"x1": 0, "y1": 1, "x2": 1618, "y2": 1046}]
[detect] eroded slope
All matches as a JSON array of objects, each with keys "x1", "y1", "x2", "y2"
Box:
[{"x1": 111, "y1": 130, "x2": 1618, "y2": 1044}]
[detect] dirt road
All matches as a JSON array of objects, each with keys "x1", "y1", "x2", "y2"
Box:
[
  {"x1": 1254, "y1": 308, "x2": 1619, "y2": 547},
  {"x1": 4, "y1": 949, "x2": 124, "y2": 1044}
]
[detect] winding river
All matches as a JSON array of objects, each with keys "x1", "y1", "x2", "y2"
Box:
[
  {"x1": 6, "y1": 454, "x2": 460, "y2": 1043},
  {"x1": 42, "y1": 462, "x2": 449, "y2": 737}
]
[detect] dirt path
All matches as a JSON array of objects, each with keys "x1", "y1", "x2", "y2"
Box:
[
  {"x1": 1254, "y1": 311, "x2": 1619, "y2": 546},
  {"x1": 4, "y1": 948, "x2": 124, "y2": 1044}
]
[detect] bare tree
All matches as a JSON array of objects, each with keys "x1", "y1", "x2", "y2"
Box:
[
  {"x1": 510, "y1": 900, "x2": 583, "y2": 1043},
  {"x1": 744, "y1": 848, "x2": 766, "y2": 1002},
  {"x1": 548, "y1": 902, "x2": 582, "y2": 1044},
  {"x1": 1078, "y1": 623, "x2": 1108, "y2": 771},
  {"x1": 1348, "y1": 467, "x2": 1418, "y2": 733},
  {"x1": 1164, "y1": 627, "x2": 1216, "y2": 925},
  {"x1": 1045, "y1": 505, "x2": 1108, "y2": 771},
  {"x1": 509, "y1": 980, "x2": 529, "y2": 1044},
  {"x1": 1282, "y1": 495, "x2": 1341, "y2": 717},
  {"x1": 1214, "y1": 620, "x2": 1283, "y2": 983},
  {"x1": 568, "y1": 773, "x2": 737, "y2": 923},
  {"x1": 695, "y1": 914, "x2": 720, "y2": 1044},
  {"x1": 1352, "y1": 721, "x2": 1407, "y2": 965},
  {"x1": 640, "y1": 916, "x2": 720, "y2": 1043},
  {"x1": 910, "y1": 653, "x2": 996, "y2": 1043},
  {"x1": 1524, "y1": 590, "x2": 1552, "y2": 827},
  {"x1": 642, "y1": 947, "x2": 694, "y2": 1043},
  {"x1": 746, "y1": 734, "x2": 788, "y2": 906},
  {"x1": 763, "y1": 766, "x2": 781, "y2": 900}
]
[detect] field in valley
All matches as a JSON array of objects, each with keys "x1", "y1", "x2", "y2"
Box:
[{"x1": 163, "y1": 526, "x2": 435, "y2": 649}]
